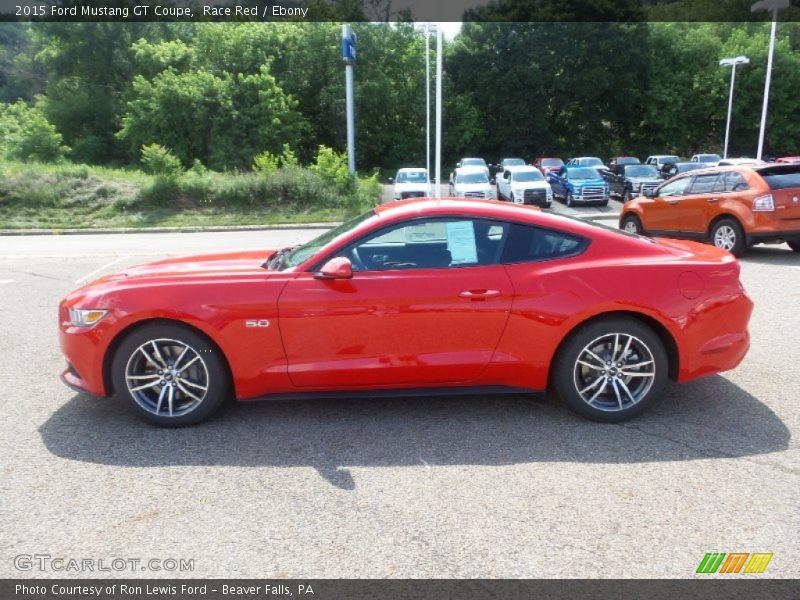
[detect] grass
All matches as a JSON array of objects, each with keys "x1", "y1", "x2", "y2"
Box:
[{"x1": 0, "y1": 161, "x2": 379, "y2": 230}]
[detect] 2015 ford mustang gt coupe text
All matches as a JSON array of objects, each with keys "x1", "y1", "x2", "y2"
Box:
[{"x1": 58, "y1": 198, "x2": 753, "y2": 426}]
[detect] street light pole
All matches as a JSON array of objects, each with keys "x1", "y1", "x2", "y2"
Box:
[
  {"x1": 751, "y1": 0, "x2": 789, "y2": 161},
  {"x1": 720, "y1": 56, "x2": 749, "y2": 160},
  {"x1": 425, "y1": 26, "x2": 431, "y2": 190},
  {"x1": 342, "y1": 25, "x2": 357, "y2": 173},
  {"x1": 435, "y1": 25, "x2": 443, "y2": 198}
]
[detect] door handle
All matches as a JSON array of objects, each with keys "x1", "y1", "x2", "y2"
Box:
[
  {"x1": 459, "y1": 289, "x2": 501, "y2": 299},
  {"x1": 667, "y1": 200, "x2": 678, "y2": 205},
  {"x1": 707, "y1": 198, "x2": 719, "y2": 203}
]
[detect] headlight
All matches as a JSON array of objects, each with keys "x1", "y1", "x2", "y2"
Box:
[
  {"x1": 68, "y1": 308, "x2": 108, "y2": 327},
  {"x1": 753, "y1": 194, "x2": 774, "y2": 211}
]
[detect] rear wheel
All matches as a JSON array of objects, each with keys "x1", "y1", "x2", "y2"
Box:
[
  {"x1": 553, "y1": 318, "x2": 668, "y2": 422},
  {"x1": 111, "y1": 323, "x2": 230, "y2": 427},
  {"x1": 787, "y1": 239, "x2": 800, "y2": 253},
  {"x1": 621, "y1": 214, "x2": 644, "y2": 235},
  {"x1": 710, "y1": 217, "x2": 745, "y2": 257}
]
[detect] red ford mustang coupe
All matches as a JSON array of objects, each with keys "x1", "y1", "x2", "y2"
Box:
[{"x1": 59, "y1": 198, "x2": 753, "y2": 426}]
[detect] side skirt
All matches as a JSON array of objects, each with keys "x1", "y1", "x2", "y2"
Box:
[{"x1": 240, "y1": 385, "x2": 540, "y2": 403}]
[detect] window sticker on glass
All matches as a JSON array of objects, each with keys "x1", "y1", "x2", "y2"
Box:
[{"x1": 446, "y1": 221, "x2": 478, "y2": 265}]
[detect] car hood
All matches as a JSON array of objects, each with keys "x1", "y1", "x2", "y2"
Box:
[
  {"x1": 455, "y1": 183, "x2": 490, "y2": 191},
  {"x1": 512, "y1": 181, "x2": 551, "y2": 190},
  {"x1": 628, "y1": 177, "x2": 662, "y2": 185},
  {"x1": 77, "y1": 250, "x2": 279, "y2": 291},
  {"x1": 571, "y1": 179, "x2": 606, "y2": 186}
]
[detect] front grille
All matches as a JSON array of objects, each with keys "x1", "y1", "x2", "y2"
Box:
[
  {"x1": 640, "y1": 182, "x2": 659, "y2": 195},
  {"x1": 464, "y1": 191, "x2": 486, "y2": 198},
  {"x1": 523, "y1": 189, "x2": 548, "y2": 206},
  {"x1": 400, "y1": 191, "x2": 425, "y2": 199},
  {"x1": 577, "y1": 186, "x2": 607, "y2": 200}
]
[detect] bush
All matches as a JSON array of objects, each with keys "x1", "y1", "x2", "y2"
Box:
[
  {"x1": 253, "y1": 151, "x2": 279, "y2": 174},
  {"x1": 0, "y1": 100, "x2": 69, "y2": 163},
  {"x1": 311, "y1": 145, "x2": 352, "y2": 190},
  {"x1": 140, "y1": 144, "x2": 184, "y2": 179}
]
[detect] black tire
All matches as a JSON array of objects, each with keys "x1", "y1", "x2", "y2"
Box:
[
  {"x1": 552, "y1": 317, "x2": 668, "y2": 423},
  {"x1": 709, "y1": 217, "x2": 745, "y2": 257},
  {"x1": 622, "y1": 188, "x2": 632, "y2": 202},
  {"x1": 111, "y1": 322, "x2": 231, "y2": 427},
  {"x1": 566, "y1": 192, "x2": 575, "y2": 207},
  {"x1": 510, "y1": 192, "x2": 516, "y2": 204},
  {"x1": 787, "y1": 239, "x2": 800, "y2": 252},
  {"x1": 621, "y1": 213, "x2": 644, "y2": 235},
  {"x1": 599, "y1": 199, "x2": 609, "y2": 207},
  {"x1": 496, "y1": 186, "x2": 503, "y2": 201}
]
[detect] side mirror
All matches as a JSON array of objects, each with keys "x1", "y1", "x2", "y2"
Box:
[
  {"x1": 643, "y1": 188, "x2": 656, "y2": 198},
  {"x1": 387, "y1": 177, "x2": 394, "y2": 184},
  {"x1": 315, "y1": 256, "x2": 353, "y2": 280}
]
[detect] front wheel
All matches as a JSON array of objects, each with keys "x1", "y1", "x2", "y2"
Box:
[
  {"x1": 787, "y1": 239, "x2": 800, "y2": 253},
  {"x1": 552, "y1": 318, "x2": 668, "y2": 422},
  {"x1": 111, "y1": 323, "x2": 231, "y2": 427},
  {"x1": 710, "y1": 217, "x2": 745, "y2": 257},
  {"x1": 622, "y1": 189, "x2": 632, "y2": 202},
  {"x1": 566, "y1": 192, "x2": 575, "y2": 207}
]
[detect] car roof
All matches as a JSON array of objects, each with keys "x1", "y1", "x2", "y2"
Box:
[
  {"x1": 397, "y1": 167, "x2": 427, "y2": 172},
  {"x1": 505, "y1": 165, "x2": 540, "y2": 172},
  {"x1": 460, "y1": 157, "x2": 486, "y2": 162}
]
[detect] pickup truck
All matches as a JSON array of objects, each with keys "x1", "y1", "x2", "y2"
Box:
[
  {"x1": 496, "y1": 165, "x2": 552, "y2": 207},
  {"x1": 603, "y1": 163, "x2": 662, "y2": 201},
  {"x1": 547, "y1": 166, "x2": 610, "y2": 207},
  {"x1": 389, "y1": 167, "x2": 430, "y2": 200},
  {"x1": 450, "y1": 166, "x2": 493, "y2": 199}
]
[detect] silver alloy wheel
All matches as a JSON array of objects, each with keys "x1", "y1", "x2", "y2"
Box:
[
  {"x1": 124, "y1": 338, "x2": 210, "y2": 417},
  {"x1": 623, "y1": 219, "x2": 639, "y2": 234},
  {"x1": 713, "y1": 225, "x2": 737, "y2": 251},
  {"x1": 572, "y1": 333, "x2": 656, "y2": 412}
]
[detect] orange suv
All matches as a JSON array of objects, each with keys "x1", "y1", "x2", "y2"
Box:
[{"x1": 619, "y1": 164, "x2": 800, "y2": 256}]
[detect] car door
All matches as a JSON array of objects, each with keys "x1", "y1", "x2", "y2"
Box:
[
  {"x1": 277, "y1": 217, "x2": 514, "y2": 388},
  {"x1": 679, "y1": 172, "x2": 721, "y2": 235},
  {"x1": 641, "y1": 176, "x2": 692, "y2": 233},
  {"x1": 549, "y1": 170, "x2": 566, "y2": 197}
]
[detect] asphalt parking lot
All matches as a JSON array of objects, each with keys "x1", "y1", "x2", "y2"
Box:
[{"x1": 1, "y1": 224, "x2": 799, "y2": 578}]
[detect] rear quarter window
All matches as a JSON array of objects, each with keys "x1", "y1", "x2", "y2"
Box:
[{"x1": 501, "y1": 223, "x2": 588, "y2": 264}]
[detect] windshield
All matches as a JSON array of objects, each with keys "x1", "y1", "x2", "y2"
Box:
[
  {"x1": 512, "y1": 170, "x2": 544, "y2": 182},
  {"x1": 541, "y1": 158, "x2": 563, "y2": 167},
  {"x1": 461, "y1": 158, "x2": 486, "y2": 167},
  {"x1": 456, "y1": 172, "x2": 489, "y2": 184},
  {"x1": 582, "y1": 157, "x2": 603, "y2": 166},
  {"x1": 567, "y1": 168, "x2": 600, "y2": 180},
  {"x1": 616, "y1": 157, "x2": 639, "y2": 165},
  {"x1": 503, "y1": 158, "x2": 525, "y2": 167},
  {"x1": 625, "y1": 165, "x2": 659, "y2": 178},
  {"x1": 278, "y1": 210, "x2": 376, "y2": 270},
  {"x1": 697, "y1": 154, "x2": 721, "y2": 162},
  {"x1": 396, "y1": 171, "x2": 428, "y2": 183}
]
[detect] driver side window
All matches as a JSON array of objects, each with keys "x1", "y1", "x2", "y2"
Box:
[{"x1": 342, "y1": 218, "x2": 510, "y2": 272}]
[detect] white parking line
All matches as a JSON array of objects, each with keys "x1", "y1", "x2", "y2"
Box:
[
  {"x1": 0, "y1": 279, "x2": 13, "y2": 284},
  {"x1": 74, "y1": 256, "x2": 129, "y2": 284}
]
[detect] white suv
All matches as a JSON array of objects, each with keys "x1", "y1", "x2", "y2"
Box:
[
  {"x1": 496, "y1": 166, "x2": 552, "y2": 207},
  {"x1": 391, "y1": 168, "x2": 431, "y2": 200},
  {"x1": 450, "y1": 166, "x2": 493, "y2": 199}
]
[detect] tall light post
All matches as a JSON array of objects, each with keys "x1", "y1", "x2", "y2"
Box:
[
  {"x1": 342, "y1": 25, "x2": 357, "y2": 173},
  {"x1": 751, "y1": 0, "x2": 789, "y2": 160},
  {"x1": 414, "y1": 23, "x2": 434, "y2": 190},
  {"x1": 435, "y1": 25, "x2": 443, "y2": 198},
  {"x1": 719, "y1": 56, "x2": 749, "y2": 159}
]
